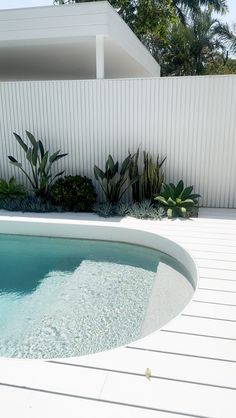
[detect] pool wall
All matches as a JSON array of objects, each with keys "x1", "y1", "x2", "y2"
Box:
[{"x1": 0, "y1": 213, "x2": 198, "y2": 291}]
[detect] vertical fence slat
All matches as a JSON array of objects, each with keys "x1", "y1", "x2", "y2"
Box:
[{"x1": 0, "y1": 76, "x2": 235, "y2": 208}]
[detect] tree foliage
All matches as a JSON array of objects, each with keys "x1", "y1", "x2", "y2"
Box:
[
  {"x1": 160, "y1": 9, "x2": 231, "y2": 76},
  {"x1": 172, "y1": 0, "x2": 228, "y2": 23},
  {"x1": 204, "y1": 57, "x2": 236, "y2": 74},
  {"x1": 54, "y1": 0, "x2": 236, "y2": 76}
]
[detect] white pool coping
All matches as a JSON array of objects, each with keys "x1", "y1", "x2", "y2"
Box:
[{"x1": 0, "y1": 208, "x2": 235, "y2": 417}]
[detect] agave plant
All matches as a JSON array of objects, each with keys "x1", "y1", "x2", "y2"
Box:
[
  {"x1": 94, "y1": 153, "x2": 138, "y2": 204},
  {"x1": 154, "y1": 180, "x2": 200, "y2": 218},
  {"x1": 8, "y1": 131, "x2": 68, "y2": 197},
  {"x1": 0, "y1": 177, "x2": 26, "y2": 199}
]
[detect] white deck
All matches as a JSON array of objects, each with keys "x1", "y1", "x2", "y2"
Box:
[{"x1": 0, "y1": 208, "x2": 235, "y2": 418}]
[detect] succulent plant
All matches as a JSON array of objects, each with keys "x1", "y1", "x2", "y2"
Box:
[
  {"x1": 114, "y1": 202, "x2": 131, "y2": 217},
  {"x1": 93, "y1": 200, "x2": 166, "y2": 220},
  {"x1": 154, "y1": 180, "x2": 200, "y2": 218},
  {"x1": 128, "y1": 200, "x2": 165, "y2": 220},
  {"x1": 93, "y1": 202, "x2": 115, "y2": 217},
  {"x1": 0, "y1": 177, "x2": 26, "y2": 199}
]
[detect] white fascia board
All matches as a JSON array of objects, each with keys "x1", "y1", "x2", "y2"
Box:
[
  {"x1": 0, "y1": 2, "x2": 109, "y2": 42},
  {"x1": 0, "y1": 1, "x2": 160, "y2": 76},
  {"x1": 106, "y1": 3, "x2": 160, "y2": 77}
]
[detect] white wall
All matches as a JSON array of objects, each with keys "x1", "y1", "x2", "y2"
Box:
[{"x1": 0, "y1": 75, "x2": 235, "y2": 207}]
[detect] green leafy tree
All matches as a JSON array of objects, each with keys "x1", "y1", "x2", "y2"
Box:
[
  {"x1": 54, "y1": 0, "x2": 228, "y2": 16},
  {"x1": 160, "y1": 9, "x2": 231, "y2": 76},
  {"x1": 54, "y1": 0, "x2": 232, "y2": 76},
  {"x1": 172, "y1": 0, "x2": 228, "y2": 23},
  {"x1": 204, "y1": 54, "x2": 236, "y2": 74}
]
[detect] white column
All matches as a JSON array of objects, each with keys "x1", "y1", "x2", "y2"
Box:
[{"x1": 96, "y1": 35, "x2": 105, "y2": 79}]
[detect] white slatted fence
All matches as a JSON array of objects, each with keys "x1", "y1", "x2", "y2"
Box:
[{"x1": 0, "y1": 75, "x2": 235, "y2": 207}]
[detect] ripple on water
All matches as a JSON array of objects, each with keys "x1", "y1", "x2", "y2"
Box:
[{"x1": 0, "y1": 261, "x2": 156, "y2": 358}]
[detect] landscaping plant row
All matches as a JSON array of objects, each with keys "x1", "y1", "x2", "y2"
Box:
[{"x1": 0, "y1": 131, "x2": 200, "y2": 219}]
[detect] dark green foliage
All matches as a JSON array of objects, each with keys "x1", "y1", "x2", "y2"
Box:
[
  {"x1": 94, "y1": 153, "x2": 138, "y2": 204},
  {"x1": 0, "y1": 177, "x2": 26, "y2": 199},
  {"x1": 141, "y1": 152, "x2": 166, "y2": 200},
  {"x1": 50, "y1": 175, "x2": 97, "y2": 212},
  {"x1": 129, "y1": 149, "x2": 166, "y2": 202},
  {"x1": 154, "y1": 180, "x2": 200, "y2": 218},
  {"x1": 0, "y1": 196, "x2": 62, "y2": 213},
  {"x1": 54, "y1": 0, "x2": 232, "y2": 77},
  {"x1": 160, "y1": 9, "x2": 232, "y2": 76},
  {"x1": 129, "y1": 148, "x2": 140, "y2": 202},
  {"x1": 8, "y1": 131, "x2": 68, "y2": 197}
]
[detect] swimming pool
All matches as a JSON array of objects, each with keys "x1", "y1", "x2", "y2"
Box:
[{"x1": 0, "y1": 233, "x2": 194, "y2": 359}]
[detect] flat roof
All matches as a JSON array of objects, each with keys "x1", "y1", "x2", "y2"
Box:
[{"x1": 0, "y1": 1, "x2": 160, "y2": 80}]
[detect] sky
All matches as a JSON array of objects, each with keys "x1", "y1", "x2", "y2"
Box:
[{"x1": 0, "y1": 0, "x2": 236, "y2": 23}]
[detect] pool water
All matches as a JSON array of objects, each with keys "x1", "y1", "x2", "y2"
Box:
[{"x1": 0, "y1": 234, "x2": 193, "y2": 359}]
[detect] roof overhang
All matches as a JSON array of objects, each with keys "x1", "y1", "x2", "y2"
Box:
[{"x1": 0, "y1": 1, "x2": 160, "y2": 80}]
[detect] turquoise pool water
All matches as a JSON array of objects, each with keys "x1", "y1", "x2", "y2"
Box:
[{"x1": 0, "y1": 234, "x2": 192, "y2": 359}]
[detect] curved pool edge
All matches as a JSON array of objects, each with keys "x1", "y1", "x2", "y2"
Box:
[{"x1": 0, "y1": 212, "x2": 199, "y2": 362}]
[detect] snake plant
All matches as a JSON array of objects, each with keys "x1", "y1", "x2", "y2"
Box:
[
  {"x1": 154, "y1": 180, "x2": 200, "y2": 218},
  {"x1": 129, "y1": 149, "x2": 166, "y2": 202}
]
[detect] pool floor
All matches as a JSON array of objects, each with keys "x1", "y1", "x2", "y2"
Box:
[{"x1": 0, "y1": 235, "x2": 193, "y2": 358}]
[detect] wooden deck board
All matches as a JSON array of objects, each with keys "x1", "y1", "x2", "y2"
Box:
[{"x1": 0, "y1": 208, "x2": 235, "y2": 417}]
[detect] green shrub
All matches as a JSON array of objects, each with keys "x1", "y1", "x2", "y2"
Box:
[
  {"x1": 50, "y1": 175, "x2": 97, "y2": 212},
  {"x1": 8, "y1": 131, "x2": 67, "y2": 197},
  {"x1": 94, "y1": 153, "x2": 138, "y2": 204},
  {"x1": 154, "y1": 181, "x2": 200, "y2": 218},
  {"x1": 0, "y1": 177, "x2": 26, "y2": 199}
]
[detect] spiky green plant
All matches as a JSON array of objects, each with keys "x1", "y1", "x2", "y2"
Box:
[
  {"x1": 141, "y1": 152, "x2": 166, "y2": 200},
  {"x1": 94, "y1": 153, "x2": 138, "y2": 204},
  {"x1": 154, "y1": 180, "x2": 200, "y2": 218},
  {"x1": 129, "y1": 149, "x2": 166, "y2": 202},
  {"x1": 8, "y1": 131, "x2": 68, "y2": 197},
  {"x1": 129, "y1": 148, "x2": 141, "y2": 202},
  {"x1": 0, "y1": 177, "x2": 26, "y2": 199}
]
